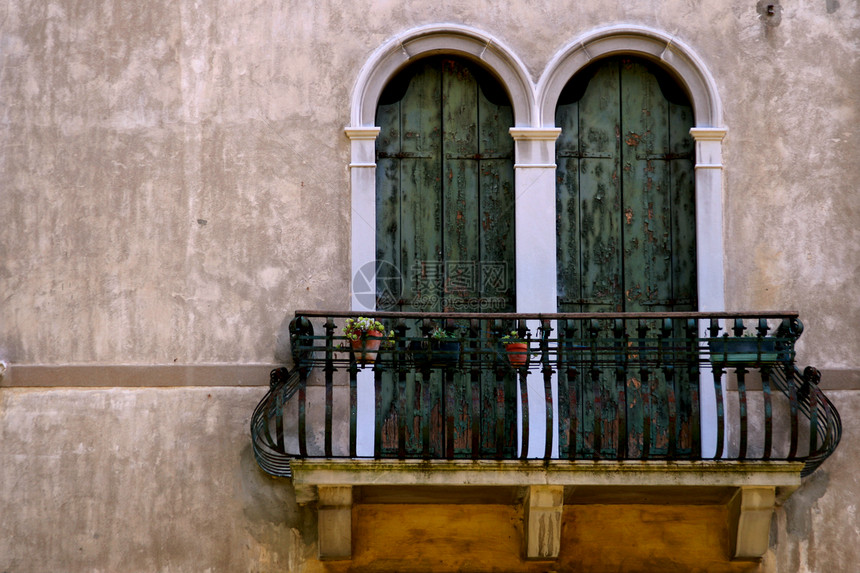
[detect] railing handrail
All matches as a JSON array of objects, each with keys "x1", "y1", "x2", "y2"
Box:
[{"x1": 295, "y1": 309, "x2": 800, "y2": 320}]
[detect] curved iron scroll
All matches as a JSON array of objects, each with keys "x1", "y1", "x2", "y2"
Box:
[
  {"x1": 250, "y1": 367, "x2": 299, "y2": 478},
  {"x1": 771, "y1": 365, "x2": 842, "y2": 477}
]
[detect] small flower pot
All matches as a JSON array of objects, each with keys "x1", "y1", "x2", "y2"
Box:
[
  {"x1": 350, "y1": 330, "x2": 383, "y2": 363},
  {"x1": 431, "y1": 340, "x2": 461, "y2": 366},
  {"x1": 504, "y1": 342, "x2": 529, "y2": 367}
]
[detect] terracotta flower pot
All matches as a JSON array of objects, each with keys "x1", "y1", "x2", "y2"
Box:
[
  {"x1": 351, "y1": 330, "x2": 383, "y2": 362},
  {"x1": 505, "y1": 342, "x2": 528, "y2": 367}
]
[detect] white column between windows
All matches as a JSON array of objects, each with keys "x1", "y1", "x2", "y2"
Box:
[
  {"x1": 691, "y1": 126, "x2": 728, "y2": 458},
  {"x1": 510, "y1": 128, "x2": 561, "y2": 313},
  {"x1": 510, "y1": 127, "x2": 562, "y2": 457},
  {"x1": 690, "y1": 127, "x2": 727, "y2": 313}
]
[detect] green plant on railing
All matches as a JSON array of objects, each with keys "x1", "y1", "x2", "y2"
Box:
[
  {"x1": 500, "y1": 330, "x2": 526, "y2": 343},
  {"x1": 428, "y1": 326, "x2": 458, "y2": 340},
  {"x1": 342, "y1": 316, "x2": 386, "y2": 341},
  {"x1": 342, "y1": 317, "x2": 392, "y2": 363}
]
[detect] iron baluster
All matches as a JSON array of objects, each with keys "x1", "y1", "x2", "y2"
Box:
[
  {"x1": 613, "y1": 319, "x2": 628, "y2": 460},
  {"x1": 637, "y1": 320, "x2": 651, "y2": 460},
  {"x1": 786, "y1": 362, "x2": 799, "y2": 460},
  {"x1": 374, "y1": 366, "x2": 383, "y2": 459},
  {"x1": 540, "y1": 318, "x2": 554, "y2": 460},
  {"x1": 490, "y1": 320, "x2": 507, "y2": 459},
  {"x1": 686, "y1": 319, "x2": 701, "y2": 459},
  {"x1": 589, "y1": 319, "x2": 602, "y2": 459},
  {"x1": 661, "y1": 319, "x2": 678, "y2": 459},
  {"x1": 761, "y1": 366, "x2": 773, "y2": 460},
  {"x1": 737, "y1": 365, "x2": 748, "y2": 460},
  {"x1": 469, "y1": 319, "x2": 482, "y2": 459},
  {"x1": 349, "y1": 360, "x2": 358, "y2": 458},
  {"x1": 324, "y1": 318, "x2": 335, "y2": 458}
]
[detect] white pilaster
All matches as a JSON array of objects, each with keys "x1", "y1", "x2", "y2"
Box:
[
  {"x1": 346, "y1": 127, "x2": 381, "y2": 458},
  {"x1": 690, "y1": 127, "x2": 727, "y2": 313},
  {"x1": 690, "y1": 127, "x2": 728, "y2": 459},
  {"x1": 510, "y1": 127, "x2": 561, "y2": 315},
  {"x1": 346, "y1": 127, "x2": 381, "y2": 314},
  {"x1": 510, "y1": 128, "x2": 561, "y2": 458}
]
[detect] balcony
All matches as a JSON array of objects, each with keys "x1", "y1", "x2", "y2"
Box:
[{"x1": 250, "y1": 310, "x2": 840, "y2": 561}]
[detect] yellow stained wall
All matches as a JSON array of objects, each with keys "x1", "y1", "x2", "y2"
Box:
[{"x1": 307, "y1": 503, "x2": 762, "y2": 573}]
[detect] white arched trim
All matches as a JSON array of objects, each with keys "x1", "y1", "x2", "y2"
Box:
[
  {"x1": 537, "y1": 24, "x2": 722, "y2": 128},
  {"x1": 349, "y1": 24, "x2": 536, "y2": 128},
  {"x1": 536, "y1": 24, "x2": 727, "y2": 313}
]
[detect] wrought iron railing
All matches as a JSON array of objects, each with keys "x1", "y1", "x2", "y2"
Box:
[{"x1": 251, "y1": 311, "x2": 840, "y2": 478}]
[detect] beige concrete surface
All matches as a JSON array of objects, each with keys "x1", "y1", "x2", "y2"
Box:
[{"x1": 0, "y1": 387, "x2": 310, "y2": 572}]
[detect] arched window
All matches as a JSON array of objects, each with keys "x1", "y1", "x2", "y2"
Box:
[
  {"x1": 556, "y1": 56, "x2": 696, "y2": 314},
  {"x1": 554, "y1": 55, "x2": 697, "y2": 458}
]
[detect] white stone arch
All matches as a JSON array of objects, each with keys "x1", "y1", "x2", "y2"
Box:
[
  {"x1": 538, "y1": 24, "x2": 722, "y2": 128},
  {"x1": 350, "y1": 23, "x2": 536, "y2": 129},
  {"x1": 346, "y1": 24, "x2": 537, "y2": 314},
  {"x1": 538, "y1": 25, "x2": 729, "y2": 457}
]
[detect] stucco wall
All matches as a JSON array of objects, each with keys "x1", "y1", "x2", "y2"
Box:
[
  {"x1": 1, "y1": 0, "x2": 858, "y2": 571},
  {"x1": 0, "y1": 388, "x2": 310, "y2": 571},
  {"x1": 1, "y1": 0, "x2": 857, "y2": 367}
]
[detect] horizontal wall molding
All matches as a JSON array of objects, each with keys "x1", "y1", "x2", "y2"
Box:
[
  {"x1": 803, "y1": 368, "x2": 860, "y2": 391},
  {"x1": 12, "y1": 365, "x2": 853, "y2": 390},
  {"x1": 1, "y1": 364, "x2": 279, "y2": 388},
  {"x1": 724, "y1": 368, "x2": 860, "y2": 392}
]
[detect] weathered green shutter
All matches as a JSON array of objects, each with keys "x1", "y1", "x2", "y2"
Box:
[
  {"x1": 556, "y1": 57, "x2": 696, "y2": 458},
  {"x1": 376, "y1": 57, "x2": 515, "y2": 314},
  {"x1": 375, "y1": 56, "x2": 516, "y2": 457}
]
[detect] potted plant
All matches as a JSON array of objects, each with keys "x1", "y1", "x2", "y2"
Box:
[
  {"x1": 708, "y1": 334, "x2": 779, "y2": 364},
  {"x1": 342, "y1": 317, "x2": 390, "y2": 363},
  {"x1": 500, "y1": 330, "x2": 529, "y2": 367},
  {"x1": 409, "y1": 326, "x2": 461, "y2": 368}
]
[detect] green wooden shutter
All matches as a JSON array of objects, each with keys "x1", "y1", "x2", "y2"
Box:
[
  {"x1": 375, "y1": 56, "x2": 517, "y2": 458},
  {"x1": 557, "y1": 57, "x2": 696, "y2": 313},
  {"x1": 556, "y1": 56, "x2": 696, "y2": 459},
  {"x1": 376, "y1": 56, "x2": 515, "y2": 313}
]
